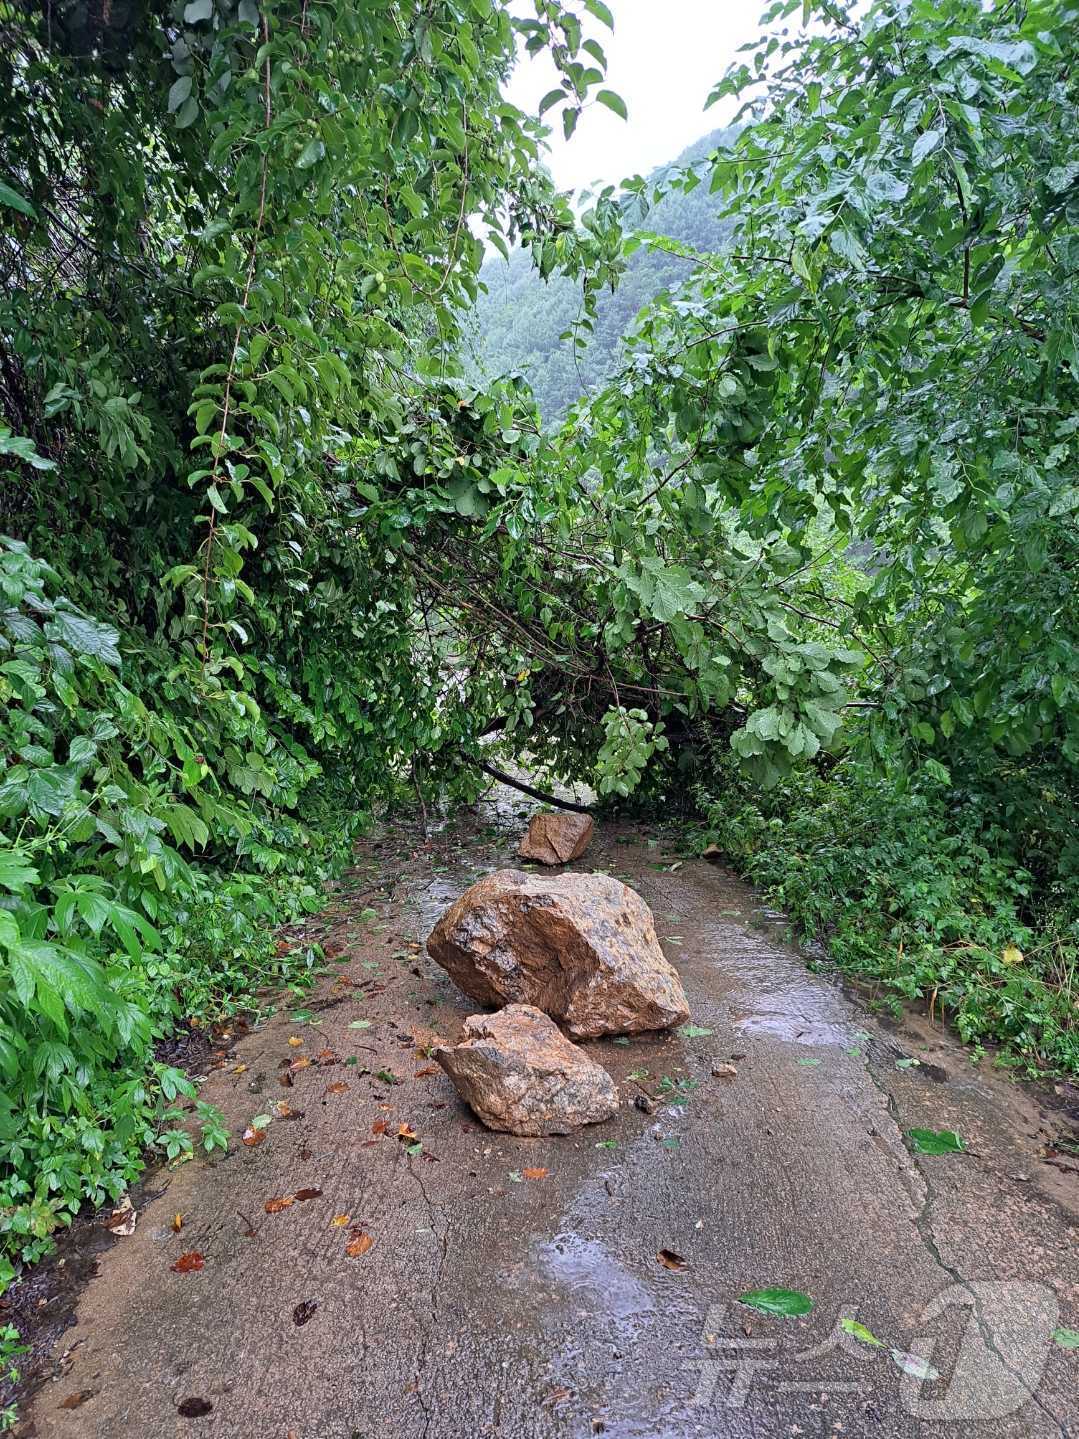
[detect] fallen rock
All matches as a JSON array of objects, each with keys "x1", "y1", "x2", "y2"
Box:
[
  {"x1": 434, "y1": 1004, "x2": 618, "y2": 1136},
  {"x1": 426, "y1": 869, "x2": 690, "y2": 1038},
  {"x1": 519, "y1": 811, "x2": 594, "y2": 865}
]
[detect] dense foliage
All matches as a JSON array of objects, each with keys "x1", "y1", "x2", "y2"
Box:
[
  {"x1": 1, "y1": 0, "x2": 1076, "y2": 1324},
  {"x1": 469, "y1": 128, "x2": 735, "y2": 419}
]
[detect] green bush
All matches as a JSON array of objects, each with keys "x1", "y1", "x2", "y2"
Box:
[{"x1": 693, "y1": 752, "x2": 1078, "y2": 1076}]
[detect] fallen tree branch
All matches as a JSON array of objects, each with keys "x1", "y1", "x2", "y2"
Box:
[{"x1": 474, "y1": 760, "x2": 594, "y2": 814}]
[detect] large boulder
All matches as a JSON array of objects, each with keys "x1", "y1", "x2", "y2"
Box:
[
  {"x1": 426, "y1": 869, "x2": 690, "y2": 1038},
  {"x1": 434, "y1": 1005, "x2": 618, "y2": 1136},
  {"x1": 519, "y1": 811, "x2": 594, "y2": 865}
]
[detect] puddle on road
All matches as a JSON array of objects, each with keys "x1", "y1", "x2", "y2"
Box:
[{"x1": 536, "y1": 1233, "x2": 655, "y2": 1325}]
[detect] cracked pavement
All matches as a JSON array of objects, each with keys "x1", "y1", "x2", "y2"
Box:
[{"x1": 21, "y1": 800, "x2": 1079, "y2": 1438}]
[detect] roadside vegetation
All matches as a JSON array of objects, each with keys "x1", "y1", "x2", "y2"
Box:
[{"x1": 1, "y1": 0, "x2": 1076, "y2": 1333}]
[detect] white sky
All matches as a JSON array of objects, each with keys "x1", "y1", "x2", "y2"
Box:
[{"x1": 504, "y1": 0, "x2": 765, "y2": 193}]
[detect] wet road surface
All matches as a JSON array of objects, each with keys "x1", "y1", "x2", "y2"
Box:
[{"x1": 20, "y1": 800, "x2": 1079, "y2": 1438}]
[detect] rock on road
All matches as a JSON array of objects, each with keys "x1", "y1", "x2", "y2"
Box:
[{"x1": 23, "y1": 803, "x2": 1079, "y2": 1439}]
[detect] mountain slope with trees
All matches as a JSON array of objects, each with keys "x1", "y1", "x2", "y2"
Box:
[{"x1": 468, "y1": 129, "x2": 736, "y2": 419}]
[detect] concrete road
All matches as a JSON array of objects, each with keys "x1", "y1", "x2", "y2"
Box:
[{"x1": 23, "y1": 804, "x2": 1078, "y2": 1438}]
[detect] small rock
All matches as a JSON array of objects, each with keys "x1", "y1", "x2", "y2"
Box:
[
  {"x1": 712, "y1": 1062, "x2": 738, "y2": 1079},
  {"x1": 427, "y1": 869, "x2": 690, "y2": 1038},
  {"x1": 434, "y1": 1004, "x2": 618, "y2": 1137},
  {"x1": 633, "y1": 1093, "x2": 656, "y2": 1115},
  {"x1": 519, "y1": 811, "x2": 594, "y2": 865}
]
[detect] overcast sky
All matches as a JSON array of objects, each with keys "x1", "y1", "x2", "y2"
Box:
[{"x1": 504, "y1": 0, "x2": 765, "y2": 193}]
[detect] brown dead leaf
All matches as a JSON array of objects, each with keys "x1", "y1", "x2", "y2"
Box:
[
  {"x1": 292, "y1": 1299, "x2": 318, "y2": 1327},
  {"x1": 264, "y1": 1196, "x2": 294, "y2": 1214},
  {"x1": 289, "y1": 1056, "x2": 311, "y2": 1072},
  {"x1": 371, "y1": 1119, "x2": 388, "y2": 1136},
  {"x1": 171, "y1": 1213, "x2": 183, "y2": 1233},
  {"x1": 711, "y1": 1062, "x2": 738, "y2": 1080},
  {"x1": 330, "y1": 1213, "x2": 351, "y2": 1228},
  {"x1": 242, "y1": 1126, "x2": 266, "y2": 1147},
  {"x1": 279, "y1": 1070, "x2": 294, "y2": 1088},
  {"x1": 345, "y1": 1232, "x2": 374, "y2": 1258},
  {"x1": 171, "y1": 1251, "x2": 205, "y2": 1274},
  {"x1": 293, "y1": 1187, "x2": 323, "y2": 1202},
  {"x1": 414, "y1": 1065, "x2": 438, "y2": 1078},
  {"x1": 276, "y1": 1101, "x2": 293, "y2": 1117},
  {"x1": 287, "y1": 1036, "x2": 304, "y2": 1048},
  {"x1": 522, "y1": 1167, "x2": 549, "y2": 1180},
  {"x1": 656, "y1": 1249, "x2": 688, "y2": 1272},
  {"x1": 315, "y1": 1048, "x2": 338, "y2": 1066},
  {"x1": 59, "y1": 1391, "x2": 97, "y2": 1410},
  {"x1": 324, "y1": 1081, "x2": 349, "y2": 1096},
  {"x1": 397, "y1": 1122, "x2": 418, "y2": 1142},
  {"x1": 106, "y1": 1196, "x2": 136, "y2": 1236},
  {"x1": 232, "y1": 1063, "x2": 247, "y2": 1074}
]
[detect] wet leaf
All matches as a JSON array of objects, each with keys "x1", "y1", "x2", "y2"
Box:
[
  {"x1": 288, "y1": 1036, "x2": 304, "y2": 1048},
  {"x1": 414, "y1": 1065, "x2": 438, "y2": 1078},
  {"x1": 1052, "y1": 1327, "x2": 1079, "y2": 1349},
  {"x1": 595, "y1": 1139, "x2": 618, "y2": 1149},
  {"x1": 738, "y1": 1288, "x2": 813, "y2": 1316},
  {"x1": 252, "y1": 1113, "x2": 272, "y2": 1128},
  {"x1": 264, "y1": 1196, "x2": 294, "y2": 1213},
  {"x1": 289, "y1": 1056, "x2": 311, "y2": 1071},
  {"x1": 241, "y1": 1126, "x2": 266, "y2": 1146},
  {"x1": 679, "y1": 1023, "x2": 713, "y2": 1038},
  {"x1": 895, "y1": 1057, "x2": 920, "y2": 1069},
  {"x1": 712, "y1": 1062, "x2": 738, "y2": 1078},
  {"x1": 172, "y1": 1213, "x2": 184, "y2": 1233},
  {"x1": 293, "y1": 1187, "x2": 323, "y2": 1202},
  {"x1": 406, "y1": 1141, "x2": 423, "y2": 1156},
  {"x1": 840, "y1": 1317, "x2": 884, "y2": 1348},
  {"x1": 522, "y1": 1167, "x2": 549, "y2": 1180},
  {"x1": 315, "y1": 1049, "x2": 338, "y2": 1066},
  {"x1": 797, "y1": 1058, "x2": 821, "y2": 1067},
  {"x1": 907, "y1": 1128, "x2": 965, "y2": 1155},
  {"x1": 660, "y1": 1137, "x2": 681, "y2": 1149},
  {"x1": 293, "y1": 1299, "x2": 319, "y2": 1326},
  {"x1": 171, "y1": 1251, "x2": 205, "y2": 1273},
  {"x1": 177, "y1": 1396, "x2": 213, "y2": 1417},
  {"x1": 106, "y1": 1196, "x2": 137, "y2": 1235},
  {"x1": 324, "y1": 1081, "x2": 349, "y2": 1095},
  {"x1": 890, "y1": 1348, "x2": 939, "y2": 1380},
  {"x1": 371, "y1": 1119, "x2": 388, "y2": 1136},
  {"x1": 612, "y1": 1037, "x2": 631, "y2": 1047},
  {"x1": 59, "y1": 1390, "x2": 97, "y2": 1409},
  {"x1": 397, "y1": 1122, "x2": 418, "y2": 1142},
  {"x1": 276, "y1": 1101, "x2": 294, "y2": 1117},
  {"x1": 330, "y1": 1213, "x2": 351, "y2": 1227},
  {"x1": 345, "y1": 1232, "x2": 374, "y2": 1257},
  {"x1": 508, "y1": 1169, "x2": 523, "y2": 1182},
  {"x1": 376, "y1": 1068, "x2": 401, "y2": 1085},
  {"x1": 656, "y1": 1249, "x2": 688, "y2": 1272},
  {"x1": 349, "y1": 1019, "x2": 372, "y2": 1029}
]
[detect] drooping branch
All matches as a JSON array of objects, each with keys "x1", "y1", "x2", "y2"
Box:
[{"x1": 474, "y1": 759, "x2": 594, "y2": 814}]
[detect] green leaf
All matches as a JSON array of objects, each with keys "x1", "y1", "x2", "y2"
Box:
[
  {"x1": 595, "y1": 90, "x2": 627, "y2": 121},
  {"x1": 738, "y1": 1288, "x2": 814, "y2": 1317},
  {"x1": 840, "y1": 1317, "x2": 883, "y2": 1348},
  {"x1": 538, "y1": 88, "x2": 566, "y2": 117},
  {"x1": 0, "y1": 180, "x2": 35, "y2": 217},
  {"x1": 168, "y1": 76, "x2": 193, "y2": 113},
  {"x1": 183, "y1": 0, "x2": 213, "y2": 20},
  {"x1": 1052, "y1": 1327, "x2": 1079, "y2": 1350},
  {"x1": 678, "y1": 1023, "x2": 713, "y2": 1038},
  {"x1": 297, "y1": 138, "x2": 326, "y2": 169},
  {"x1": 911, "y1": 129, "x2": 942, "y2": 164},
  {"x1": 907, "y1": 1128, "x2": 965, "y2": 1155}
]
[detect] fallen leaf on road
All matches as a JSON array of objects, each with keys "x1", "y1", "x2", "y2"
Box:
[
  {"x1": 890, "y1": 1349, "x2": 939, "y2": 1380},
  {"x1": 371, "y1": 1120, "x2": 387, "y2": 1136},
  {"x1": 106, "y1": 1196, "x2": 136, "y2": 1235},
  {"x1": 840, "y1": 1317, "x2": 884, "y2": 1348},
  {"x1": 242, "y1": 1127, "x2": 266, "y2": 1146},
  {"x1": 279, "y1": 1070, "x2": 295, "y2": 1088},
  {"x1": 397, "y1": 1122, "x2": 418, "y2": 1142},
  {"x1": 907, "y1": 1128, "x2": 965, "y2": 1155},
  {"x1": 324, "y1": 1082, "x2": 349, "y2": 1095},
  {"x1": 738, "y1": 1288, "x2": 813, "y2": 1316},
  {"x1": 171, "y1": 1213, "x2": 183, "y2": 1233},
  {"x1": 656, "y1": 1249, "x2": 688, "y2": 1272},
  {"x1": 293, "y1": 1187, "x2": 323, "y2": 1202},
  {"x1": 711, "y1": 1062, "x2": 738, "y2": 1079},
  {"x1": 171, "y1": 1252, "x2": 205, "y2": 1274},
  {"x1": 288, "y1": 1036, "x2": 303, "y2": 1048},
  {"x1": 58, "y1": 1391, "x2": 96, "y2": 1410},
  {"x1": 523, "y1": 1167, "x2": 549, "y2": 1180},
  {"x1": 177, "y1": 1397, "x2": 213, "y2": 1417},
  {"x1": 679, "y1": 1024, "x2": 712, "y2": 1038},
  {"x1": 293, "y1": 1299, "x2": 319, "y2": 1326},
  {"x1": 1052, "y1": 1327, "x2": 1079, "y2": 1349},
  {"x1": 264, "y1": 1196, "x2": 294, "y2": 1214},
  {"x1": 316, "y1": 1048, "x2": 338, "y2": 1066},
  {"x1": 349, "y1": 1019, "x2": 372, "y2": 1029},
  {"x1": 414, "y1": 1065, "x2": 438, "y2": 1078},
  {"x1": 345, "y1": 1232, "x2": 374, "y2": 1258},
  {"x1": 330, "y1": 1213, "x2": 351, "y2": 1228}
]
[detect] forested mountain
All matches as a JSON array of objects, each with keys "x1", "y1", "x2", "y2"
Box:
[{"x1": 468, "y1": 130, "x2": 735, "y2": 419}]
